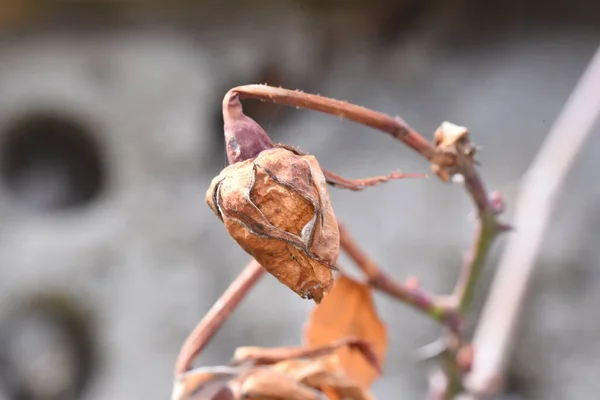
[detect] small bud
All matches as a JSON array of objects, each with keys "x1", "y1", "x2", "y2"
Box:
[
  {"x1": 206, "y1": 147, "x2": 340, "y2": 303},
  {"x1": 431, "y1": 121, "x2": 477, "y2": 182}
]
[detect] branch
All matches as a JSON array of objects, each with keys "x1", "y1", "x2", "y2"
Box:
[
  {"x1": 174, "y1": 259, "x2": 265, "y2": 375},
  {"x1": 230, "y1": 85, "x2": 442, "y2": 163},
  {"x1": 338, "y1": 222, "x2": 461, "y2": 331},
  {"x1": 452, "y1": 210, "x2": 506, "y2": 315},
  {"x1": 465, "y1": 46, "x2": 600, "y2": 397}
]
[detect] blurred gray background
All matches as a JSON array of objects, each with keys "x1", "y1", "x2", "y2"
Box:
[{"x1": 0, "y1": 1, "x2": 598, "y2": 399}]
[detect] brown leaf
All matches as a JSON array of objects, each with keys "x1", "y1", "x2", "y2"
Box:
[
  {"x1": 231, "y1": 369, "x2": 324, "y2": 400},
  {"x1": 172, "y1": 367, "x2": 239, "y2": 400},
  {"x1": 231, "y1": 338, "x2": 379, "y2": 371},
  {"x1": 206, "y1": 147, "x2": 340, "y2": 303},
  {"x1": 271, "y1": 357, "x2": 374, "y2": 400},
  {"x1": 304, "y1": 275, "x2": 388, "y2": 387}
]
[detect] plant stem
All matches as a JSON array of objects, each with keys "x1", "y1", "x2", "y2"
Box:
[
  {"x1": 174, "y1": 259, "x2": 265, "y2": 375},
  {"x1": 453, "y1": 211, "x2": 503, "y2": 315},
  {"x1": 465, "y1": 45, "x2": 600, "y2": 397},
  {"x1": 338, "y1": 223, "x2": 461, "y2": 331},
  {"x1": 229, "y1": 85, "x2": 445, "y2": 164}
]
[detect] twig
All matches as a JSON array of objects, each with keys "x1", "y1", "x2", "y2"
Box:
[
  {"x1": 230, "y1": 85, "x2": 444, "y2": 164},
  {"x1": 338, "y1": 222, "x2": 462, "y2": 331},
  {"x1": 174, "y1": 259, "x2": 265, "y2": 375},
  {"x1": 452, "y1": 211, "x2": 505, "y2": 315},
  {"x1": 465, "y1": 46, "x2": 600, "y2": 397}
]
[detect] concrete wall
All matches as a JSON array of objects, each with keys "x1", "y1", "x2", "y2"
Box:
[{"x1": 0, "y1": 2, "x2": 599, "y2": 399}]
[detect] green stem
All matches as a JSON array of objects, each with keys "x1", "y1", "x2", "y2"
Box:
[{"x1": 457, "y1": 211, "x2": 502, "y2": 315}]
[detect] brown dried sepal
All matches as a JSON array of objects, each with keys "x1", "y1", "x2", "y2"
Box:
[
  {"x1": 431, "y1": 121, "x2": 478, "y2": 182},
  {"x1": 275, "y1": 143, "x2": 426, "y2": 191},
  {"x1": 206, "y1": 147, "x2": 340, "y2": 303}
]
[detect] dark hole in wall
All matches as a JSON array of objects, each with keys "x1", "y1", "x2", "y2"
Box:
[
  {"x1": 0, "y1": 293, "x2": 98, "y2": 400},
  {"x1": 0, "y1": 112, "x2": 106, "y2": 212}
]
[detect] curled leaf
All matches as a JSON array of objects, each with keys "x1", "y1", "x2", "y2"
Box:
[
  {"x1": 172, "y1": 367, "x2": 239, "y2": 400},
  {"x1": 271, "y1": 357, "x2": 375, "y2": 400},
  {"x1": 232, "y1": 338, "x2": 379, "y2": 372},
  {"x1": 304, "y1": 275, "x2": 388, "y2": 387},
  {"x1": 231, "y1": 369, "x2": 325, "y2": 400},
  {"x1": 207, "y1": 147, "x2": 340, "y2": 303}
]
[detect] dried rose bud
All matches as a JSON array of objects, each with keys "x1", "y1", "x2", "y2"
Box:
[{"x1": 206, "y1": 147, "x2": 339, "y2": 303}]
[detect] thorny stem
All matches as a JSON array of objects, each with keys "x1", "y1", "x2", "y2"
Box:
[
  {"x1": 453, "y1": 211, "x2": 502, "y2": 315},
  {"x1": 338, "y1": 223, "x2": 461, "y2": 331},
  {"x1": 230, "y1": 85, "x2": 446, "y2": 164},
  {"x1": 174, "y1": 259, "x2": 265, "y2": 375},
  {"x1": 466, "y1": 46, "x2": 600, "y2": 397}
]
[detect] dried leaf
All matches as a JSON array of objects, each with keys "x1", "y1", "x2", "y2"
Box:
[
  {"x1": 271, "y1": 357, "x2": 374, "y2": 400},
  {"x1": 232, "y1": 338, "x2": 379, "y2": 370},
  {"x1": 231, "y1": 369, "x2": 325, "y2": 400},
  {"x1": 207, "y1": 147, "x2": 340, "y2": 303},
  {"x1": 304, "y1": 275, "x2": 388, "y2": 387},
  {"x1": 172, "y1": 367, "x2": 239, "y2": 400}
]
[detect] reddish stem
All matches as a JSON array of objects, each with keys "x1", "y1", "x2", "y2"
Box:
[
  {"x1": 338, "y1": 223, "x2": 461, "y2": 331},
  {"x1": 229, "y1": 85, "x2": 440, "y2": 162},
  {"x1": 174, "y1": 259, "x2": 265, "y2": 375}
]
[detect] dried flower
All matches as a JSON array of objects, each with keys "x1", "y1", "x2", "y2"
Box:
[{"x1": 206, "y1": 146, "x2": 339, "y2": 303}]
